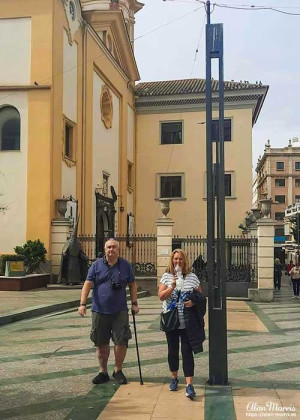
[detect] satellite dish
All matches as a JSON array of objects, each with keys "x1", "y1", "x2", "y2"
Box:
[{"x1": 110, "y1": 186, "x2": 117, "y2": 202}]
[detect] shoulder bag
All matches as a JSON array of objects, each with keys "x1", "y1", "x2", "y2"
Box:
[{"x1": 160, "y1": 291, "x2": 180, "y2": 332}]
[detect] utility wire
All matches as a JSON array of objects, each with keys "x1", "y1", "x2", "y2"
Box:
[
  {"x1": 190, "y1": 11, "x2": 206, "y2": 77},
  {"x1": 135, "y1": 6, "x2": 204, "y2": 41},
  {"x1": 168, "y1": 0, "x2": 300, "y2": 15},
  {"x1": 1, "y1": 0, "x2": 299, "y2": 106},
  {"x1": 214, "y1": 3, "x2": 300, "y2": 15}
]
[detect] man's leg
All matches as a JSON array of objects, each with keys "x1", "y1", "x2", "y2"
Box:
[
  {"x1": 91, "y1": 312, "x2": 111, "y2": 384},
  {"x1": 111, "y1": 311, "x2": 131, "y2": 384},
  {"x1": 114, "y1": 345, "x2": 127, "y2": 372},
  {"x1": 96, "y1": 345, "x2": 110, "y2": 373},
  {"x1": 92, "y1": 345, "x2": 111, "y2": 384}
]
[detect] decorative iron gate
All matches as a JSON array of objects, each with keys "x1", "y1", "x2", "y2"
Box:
[
  {"x1": 172, "y1": 235, "x2": 257, "y2": 283},
  {"x1": 78, "y1": 234, "x2": 157, "y2": 276},
  {"x1": 78, "y1": 233, "x2": 257, "y2": 281}
]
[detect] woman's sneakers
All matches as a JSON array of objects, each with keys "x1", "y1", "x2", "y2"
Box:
[
  {"x1": 185, "y1": 384, "x2": 196, "y2": 399},
  {"x1": 169, "y1": 377, "x2": 179, "y2": 391}
]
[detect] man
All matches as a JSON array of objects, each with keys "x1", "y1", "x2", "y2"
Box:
[
  {"x1": 273, "y1": 258, "x2": 282, "y2": 290},
  {"x1": 78, "y1": 238, "x2": 139, "y2": 385}
]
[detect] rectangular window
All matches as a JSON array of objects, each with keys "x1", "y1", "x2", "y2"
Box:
[
  {"x1": 295, "y1": 162, "x2": 300, "y2": 170},
  {"x1": 275, "y1": 179, "x2": 285, "y2": 187},
  {"x1": 275, "y1": 212, "x2": 285, "y2": 220},
  {"x1": 160, "y1": 175, "x2": 182, "y2": 198},
  {"x1": 295, "y1": 195, "x2": 300, "y2": 203},
  {"x1": 160, "y1": 122, "x2": 182, "y2": 145},
  {"x1": 276, "y1": 162, "x2": 284, "y2": 170},
  {"x1": 225, "y1": 174, "x2": 232, "y2": 197},
  {"x1": 127, "y1": 161, "x2": 133, "y2": 191},
  {"x1": 64, "y1": 121, "x2": 74, "y2": 160},
  {"x1": 212, "y1": 119, "x2": 232, "y2": 142},
  {"x1": 65, "y1": 125, "x2": 71, "y2": 158},
  {"x1": 295, "y1": 179, "x2": 300, "y2": 187},
  {"x1": 213, "y1": 172, "x2": 233, "y2": 197},
  {"x1": 275, "y1": 195, "x2": 285, "y2": 203}
]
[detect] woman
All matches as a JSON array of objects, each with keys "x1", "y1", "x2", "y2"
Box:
[
  {"x1": 287, "y1": 260, "x2": 294, "y2": 276},
  {"x1": 289, "y1": 261, "x2": 300, "y2": 299},
  {"x1": 158, "y1": 249, "x2": 203, "y2": 399}
]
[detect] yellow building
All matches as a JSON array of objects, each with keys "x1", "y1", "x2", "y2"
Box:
[
  {"x1": 135, "y1": 79, "x2": 268, "y2": 236},
  {"x1": 0, "y1": 1, "x2": 269, "y2": 272},
  {"x1": 0, "y1": 0, "x2": 142, "y2": 266}
]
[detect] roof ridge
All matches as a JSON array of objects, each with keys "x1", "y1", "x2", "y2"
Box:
[{"x1": 135, "y1": 78, "x2": 268, "y2": 97}]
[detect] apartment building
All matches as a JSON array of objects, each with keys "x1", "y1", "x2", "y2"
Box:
[
  {"x1": 255, "y1": 138, "x2": 300, "y2": 258},
  {"x1": 135, "y1": 79, "x2": 268, "y2": 236}
]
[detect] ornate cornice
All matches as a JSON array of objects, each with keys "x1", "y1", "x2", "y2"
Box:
[
  {"x1": 135, "y1": 93, "x2": 265, "y2": 125},
  {"x1": 83, "y1": 10, "x2": 140, "y2": 81}
]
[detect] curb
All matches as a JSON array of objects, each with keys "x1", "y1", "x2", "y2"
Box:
[
  {"x1": 0, "y1": 298, "x2": 92, "y2": 327},
  {"x1": 0, "y1": 290, "x2": 149, "y2": 327}
]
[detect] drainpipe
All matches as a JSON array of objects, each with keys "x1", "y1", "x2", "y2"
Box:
[{"x1": 81, "y1": 22, "x2": 87, "y2": 233}]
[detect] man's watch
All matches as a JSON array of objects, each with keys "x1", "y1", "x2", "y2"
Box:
[
  {"x1": 80, "y1": 303, "x2": 86, "y2": 306},
  {"x1": 131, "y1": 301, "x2": 138, "y2": 306}
]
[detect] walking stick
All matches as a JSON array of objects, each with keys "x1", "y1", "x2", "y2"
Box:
[{"x1": 131, "y1": 310, "x2": 143, "y2": 385}]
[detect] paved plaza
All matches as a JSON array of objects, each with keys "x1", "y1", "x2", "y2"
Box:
[{"x1": 0, "y1": 276, "x2": 299, "y2": 419}]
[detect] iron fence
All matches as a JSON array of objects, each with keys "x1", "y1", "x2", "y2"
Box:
[
  {"x1": 78, "y1": 234, "x2": 157, "y2": 276},
  {"x1": 78, "y1": 233, "x2": 257, "y2": 282},
  {"x1": 173, "y1": 235, "x2": 257, "y2": 282}
]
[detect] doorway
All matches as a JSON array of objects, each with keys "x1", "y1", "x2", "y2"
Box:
[{"x1": 95, "y1": 192, "x2": 116, "y2": 257}]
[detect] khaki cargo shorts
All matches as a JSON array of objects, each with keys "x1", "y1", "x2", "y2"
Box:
[{"x1": 90, "y1": 310, "x2": 132, "y2": 347}]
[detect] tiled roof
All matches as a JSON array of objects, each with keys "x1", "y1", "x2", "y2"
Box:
[
  {"x1": 135, "y1": 78, "x2": 267, "y2": 97},
  {"x1": 136, "y1": 94, "x2": 262, "y2": 108}
]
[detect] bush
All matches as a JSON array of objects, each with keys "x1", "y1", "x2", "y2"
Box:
[
  {"x1": 14, "y1": 240, "x2": 47, "y2": 274},
  {"x1": 0, "y1": 254, "x2": 25, "y2": 275}
]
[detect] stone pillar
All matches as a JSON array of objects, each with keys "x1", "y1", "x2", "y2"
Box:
[
  {"x1": 248, "y1": 224, "x2": 258, "y2": 238},
  {"x1": 248, "y1": 217, "x2": 275, "y2": 302},
  {"x1": 156, "y1": 217, "x2": 174, "y2": 288},
  {"x1": 51, "y1": 219, "x2": 72, "y2": 280}
]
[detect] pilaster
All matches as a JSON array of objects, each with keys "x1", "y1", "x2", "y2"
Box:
[
  {"x1": 51, "y1": 219, "x2": 72, "y2": 277},
  {"x1": 248, "y1": 217, "x2": 275, "y2": 302},
  {"x1": 156, "y1": 217, "x2": 174, "y2": 287}
]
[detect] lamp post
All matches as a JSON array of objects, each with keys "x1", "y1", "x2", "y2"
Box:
[
  {"x1": 205, "y1": 0, "x2": 228, "y2": 385},
  {"x1": 297, "y1": 211, "x2": 300, "y2": 262}
]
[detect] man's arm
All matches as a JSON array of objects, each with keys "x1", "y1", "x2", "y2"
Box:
[
  {"x1": 128, "y1": 281, "x2": 139, "y2": 314},
  {"x1": 78, "y1": 280, "x2": 93, "y2": 317}
]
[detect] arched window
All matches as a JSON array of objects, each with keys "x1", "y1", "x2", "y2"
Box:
[{"x1": 0, "y1": 106, "x2": 21, "y2": 151}]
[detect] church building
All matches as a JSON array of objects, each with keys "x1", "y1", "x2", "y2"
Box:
[{"x1": 0, "y1": 0, "x2": 143, "y2": 271}]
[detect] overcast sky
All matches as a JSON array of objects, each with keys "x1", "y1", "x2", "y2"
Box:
[{"x1": 134, "y1": 0, "x2": 300, "y2": 170}]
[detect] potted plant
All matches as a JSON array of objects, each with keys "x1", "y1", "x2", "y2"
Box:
[{"x1": 14, "y1": 239, "x2": 47, "y2": 274}]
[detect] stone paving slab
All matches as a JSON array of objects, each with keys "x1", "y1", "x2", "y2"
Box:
[{"x1": 0, "y1": 276, "x2": 299, "y2": 419}]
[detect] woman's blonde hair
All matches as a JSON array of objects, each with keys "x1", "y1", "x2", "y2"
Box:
[{"x1": 166, "y1": 249, "x2": 191, "y2": 275}]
